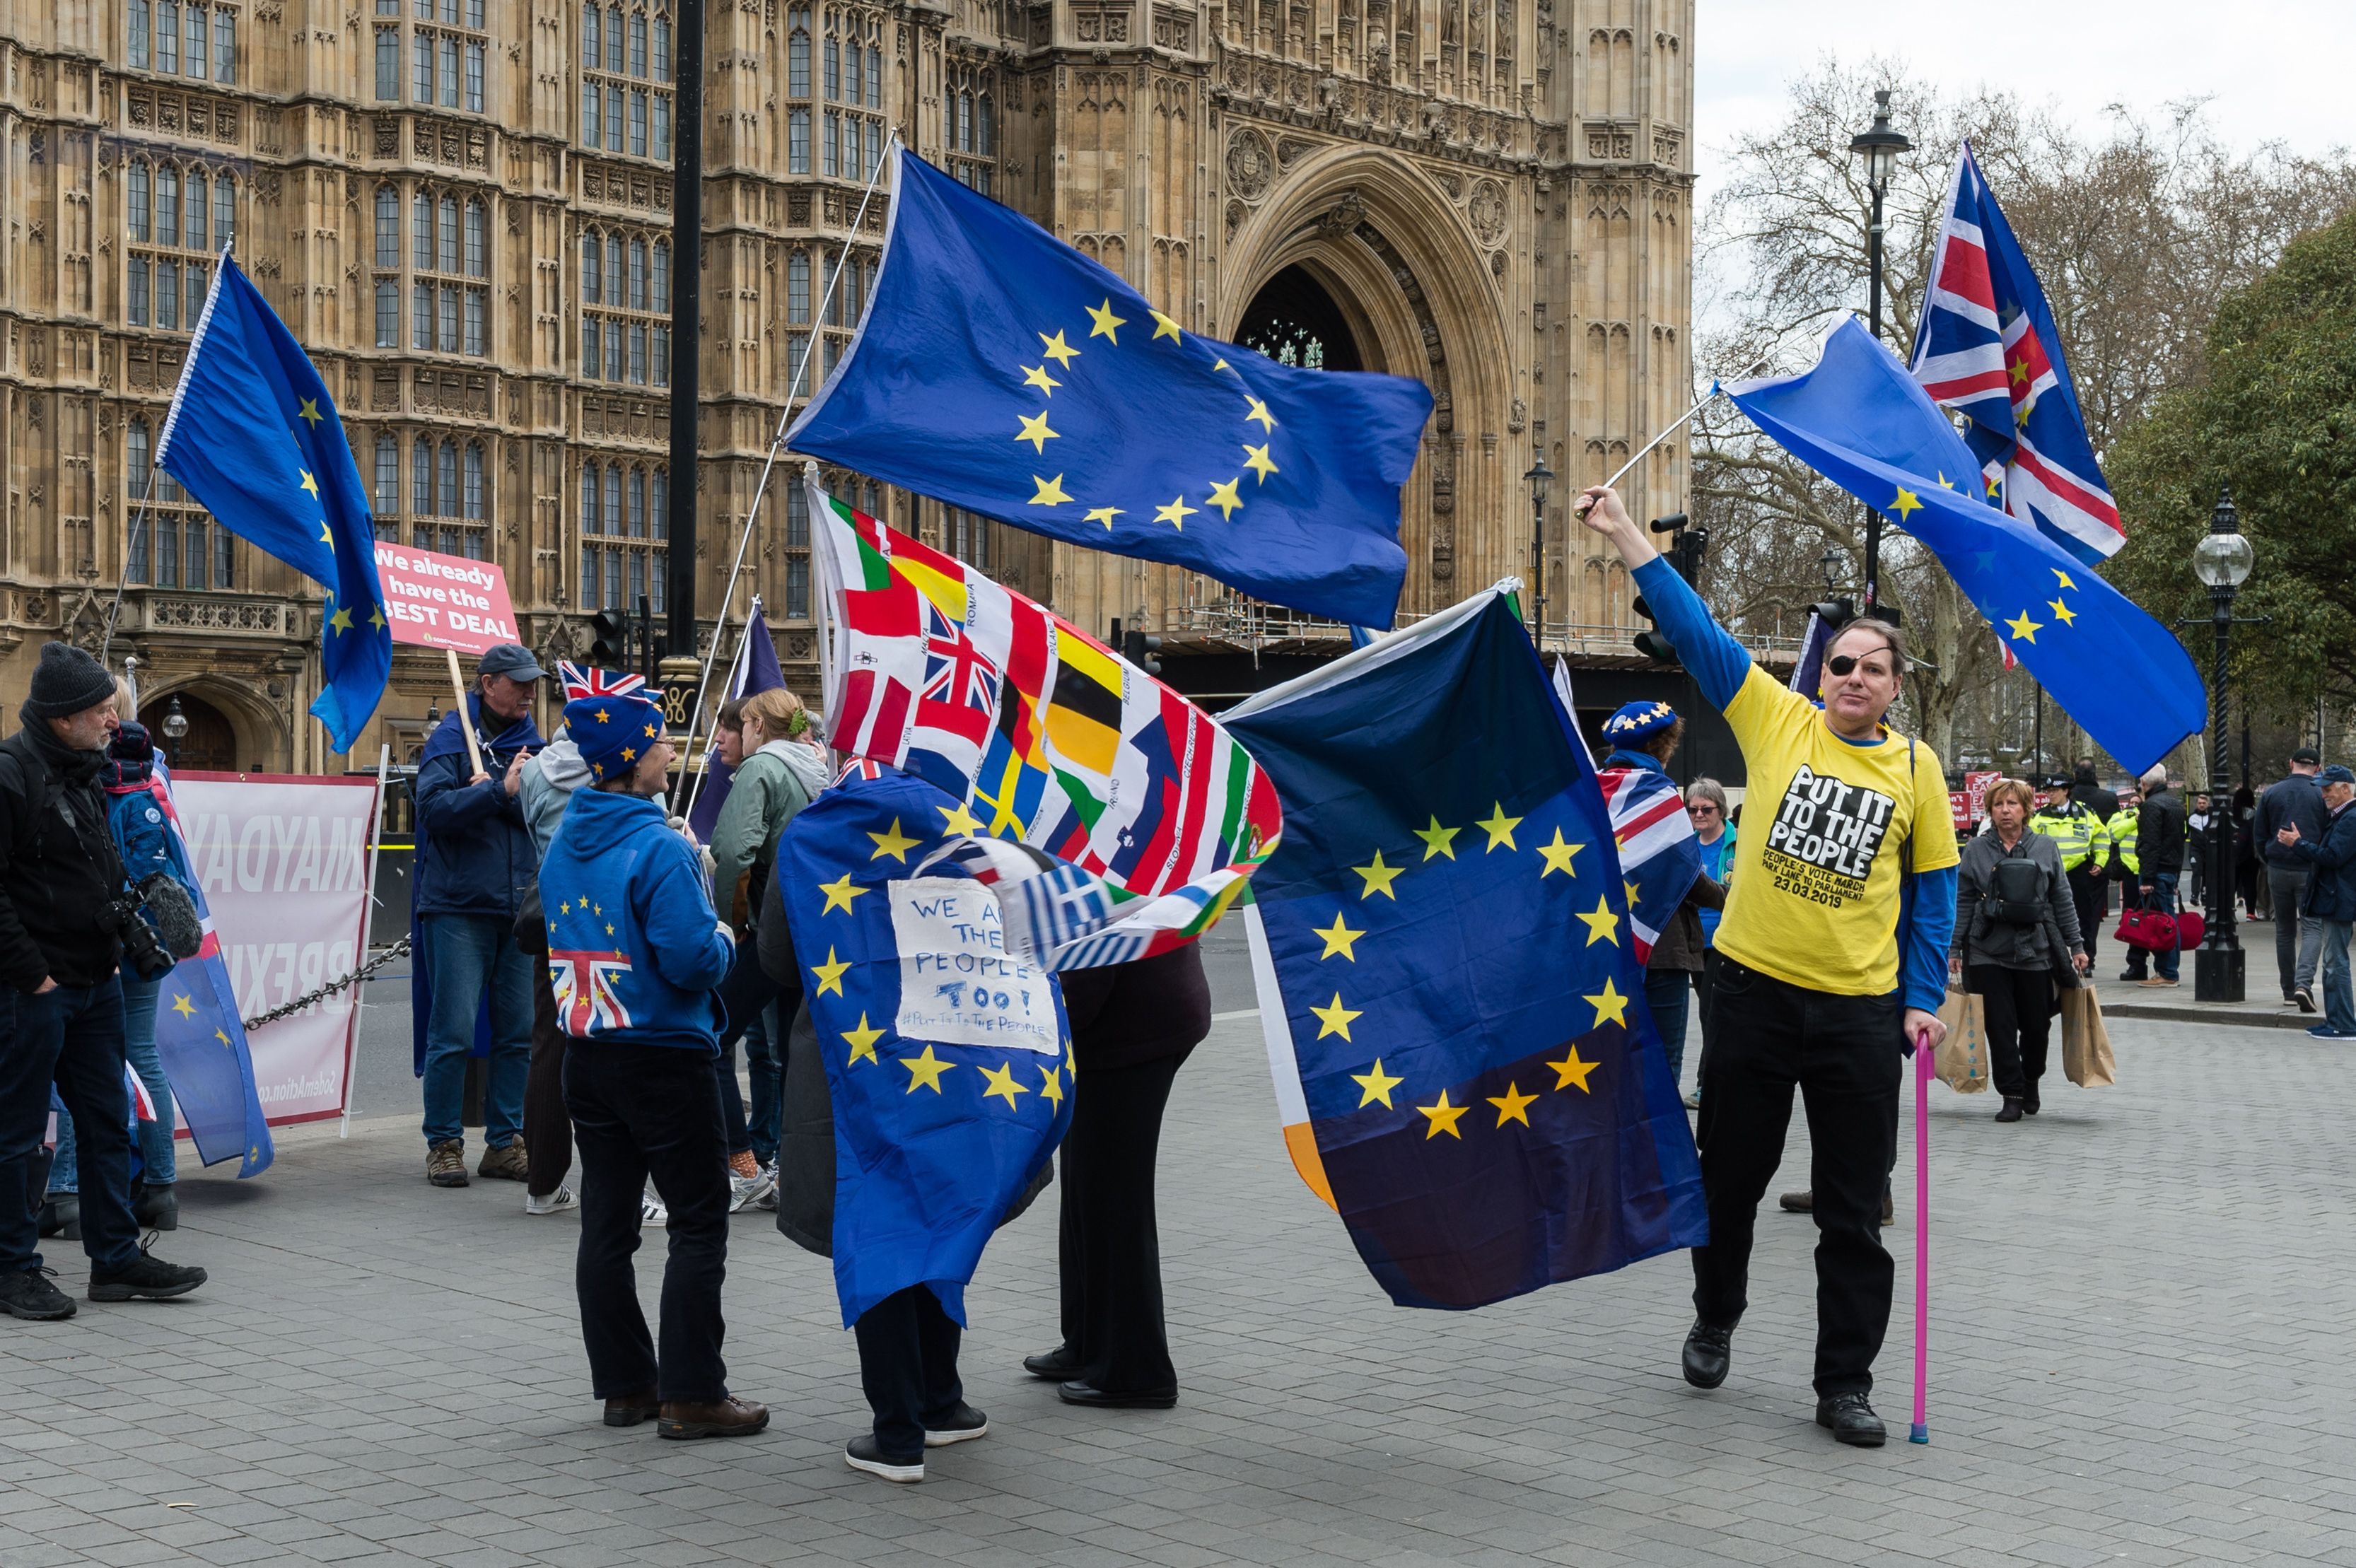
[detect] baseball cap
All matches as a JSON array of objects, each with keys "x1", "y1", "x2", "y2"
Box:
[
  {"x1": 2319, "y1": 764, "x2": 2355, "y2": 785},
  {"x1": 478, "y1": 643, "x2": 546, "y2": 682},
  {"x1": 2293, "y1": 747, "x2": 2321, "y2": 764}
]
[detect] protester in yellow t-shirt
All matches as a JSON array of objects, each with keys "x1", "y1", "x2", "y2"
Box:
[{"x1": 1578, "y1": 484, "x2": 1957, "y2": 1451}]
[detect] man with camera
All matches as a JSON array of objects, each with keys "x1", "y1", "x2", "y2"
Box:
[{"x1": 0, "y1": 643, "x2": 208, "y2": 1321}]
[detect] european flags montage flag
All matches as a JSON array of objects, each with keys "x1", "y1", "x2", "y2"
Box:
[
  {"x1": 776, "y1": 768, "x2": 1075, "y2": 1326},
  {"x1": 158, "y1": 251, "x2": 390, "y2": 753},
  {"x1": 1724, "y1": 320, "x2": 2205, "y2": 777},
  {"x1": 1224, "y1": 588, "x2": 1706, "y2": 1311},
  {"x1": 786, "y1": 149, "x2": 1435, "y2": 630}
]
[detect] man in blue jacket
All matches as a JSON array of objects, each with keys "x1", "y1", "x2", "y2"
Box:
[
  {"x1": 412, "y1": 643, "x2": 544, "y2": 1188},
  {"x1": 2278, "y1": 763, "x2": 2356, "y2": 1040},
  {"x1": 540, "y1": 690, "x2": 767, "y2": 1439}
]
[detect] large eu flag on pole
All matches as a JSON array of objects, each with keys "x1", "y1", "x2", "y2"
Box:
[
  {"x1": 1224, "y1": 589, "x2": 1706, "y2": 1311},
  {"x1": 785, "y1": 149, "x2": 1434, "y2": 630},
  {"x1": 157, "y1": 251, "x2": 390, "y2": 753},
  {"x1": 776, "y1": 768, "x2": 1075, "y2": 1326},
  {"x1": 1724, "y1": 319, "x2": 2205, "y2": 776}
]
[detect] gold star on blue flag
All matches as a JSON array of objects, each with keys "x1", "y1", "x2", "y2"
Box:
[
  {"x1": 785, "y1": 148, "x2": 1435, "y2": 628},
  {"x1": 156, "y1": 252, "x2": 390, "y2": 751}
]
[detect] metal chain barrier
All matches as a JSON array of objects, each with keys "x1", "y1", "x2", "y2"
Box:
[{"x1": 240, "y1": 936, "x2": 411, "y2": 1032}]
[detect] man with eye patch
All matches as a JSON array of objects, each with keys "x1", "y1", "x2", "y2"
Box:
[{"x1": 1578, "y1": 486, "x2": 1958, "y2": 1449}]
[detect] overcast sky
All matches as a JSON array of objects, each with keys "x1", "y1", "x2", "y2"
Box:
[{"x1": 1696, "y1": 0, "x2": 2355, "y2": 192}]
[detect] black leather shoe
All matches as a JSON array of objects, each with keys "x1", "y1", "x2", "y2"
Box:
[
  {"x1": 1058, "y1": 1380, "x2": 1177, "y2": 1410},
  {"x1": 1994, "y1": 1096, "x2": 2024, "y2": 1123},
  {"x1": 1815, "y1": 1391, "x2": 1886, "y2": 1446},
  {"x1": 1023, "y1": 1345, "x2": 1084, "y2": 1381},
  {"x1": 1681, "y1": 1321, "x2": 1732, "y2": 1389},
  {"x1": 2022, "y1": 1094, "x2": 2041, "y2": 1116},
  {"x1": 1778, "y1": 1188, "x2": 1813, "y2": 1213}
]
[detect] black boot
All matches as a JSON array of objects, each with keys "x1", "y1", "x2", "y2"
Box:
[
  {"x1": 1681, "y1": 1321, "x2": 1732, "y2": 1389},
  {"x1": 1816, "y1": 1391, "x2": 1886, "y2": 1446},
  {"x1": 1994, "y1": 1096, "x2": 2024, "y2": 1123},
  {"x1": 37, "y1": 1194, "x2": 78, "y2": 1241},
  {"x1": 131, "y1": 1183, "x2": 179, "y2": 1231}
]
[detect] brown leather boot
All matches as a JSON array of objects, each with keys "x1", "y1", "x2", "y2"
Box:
[
  {"x1": 602, "y1": 1389, "x2": 660, "y2": 1427},
  {"x1": 658, "y1": 1396, "x2": 770, "y2": 1439}
]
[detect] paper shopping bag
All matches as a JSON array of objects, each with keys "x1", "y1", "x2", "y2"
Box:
[
  {"x1": 1934, "y1": 989, "x2": 1991, "y2": 1094},
  {"x1": 2060, "y1": 985, "x2": 2118, "y2": 1088}
]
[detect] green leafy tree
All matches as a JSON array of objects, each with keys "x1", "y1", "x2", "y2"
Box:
[{"x1": 2108, "y1": 210, "x2": 2356, "y2": 726}]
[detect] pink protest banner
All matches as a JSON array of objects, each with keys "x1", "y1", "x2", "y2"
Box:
[
  {"x1": 173, "y1": 773, "x2": 380, "y2": 1126},
  {"x1": 371, "y1": 542, "x2": 520, "y2": 655},
  {"x1": 1964, "y1": 769, "x2": 2002, "y2": 824}
]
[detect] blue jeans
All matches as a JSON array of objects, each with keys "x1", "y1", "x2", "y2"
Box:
[
  {"x1": 49, "y1": 969, "x2": 177, "y2": 1193},
  {"x1": 743, "y1": 1004, "x2": 782, "y2": 1166},
  {"x1": 1, "y1": 979, "x2": 140, "y2": 1274},
  {"x1": 2148, "y1": 872, "x2": 2181, "y2": 981},
  {"x1": 2320, "y1": 920, "x2": 2355, "y2": 1034},
  {"x1": 421, "y1": 913, "x2": 533, "y2": 1148},
  {"x1": 1645, "y1": 968, "x2": 1693, "y2": 1087}
]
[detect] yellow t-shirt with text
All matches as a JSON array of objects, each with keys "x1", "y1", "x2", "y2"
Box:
[{"x1": 1713, "y1": 666, "x2": 1959, "y2": 997}]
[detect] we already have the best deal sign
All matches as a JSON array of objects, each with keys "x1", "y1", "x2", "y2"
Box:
[{"x1": 372, "y1": 542, "x2": 520, "y2": 655}]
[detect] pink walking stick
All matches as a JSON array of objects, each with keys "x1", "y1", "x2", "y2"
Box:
[{"x1": 1911, "y1": 1026, "x2": 1932, "y2": 1444}]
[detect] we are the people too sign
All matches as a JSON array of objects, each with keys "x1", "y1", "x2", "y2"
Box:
[{"x1": 371, "y1": 543, "x2": 520, "y2": 655}]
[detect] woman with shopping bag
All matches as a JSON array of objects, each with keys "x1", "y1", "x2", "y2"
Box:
[{"x1": 1951, "y1": 778, "x2": 2090, "y2": 1122}]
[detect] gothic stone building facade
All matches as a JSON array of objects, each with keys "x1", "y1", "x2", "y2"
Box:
[{"x1": 0, "y1": 0, "x2": 1692, "y2": 770}]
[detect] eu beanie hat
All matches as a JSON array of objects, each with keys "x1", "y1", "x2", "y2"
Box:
[
  {"x1": 25, "y1": 641, "x2": 117, "y2": 719},
  {"x1": 564, "y1": 693, "x2": 665, "y2": 782}
]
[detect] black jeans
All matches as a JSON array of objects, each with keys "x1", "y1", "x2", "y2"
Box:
[
  {"x1": 1967, "y1": 964, "x2": 2054, "y2": 1102},
  {"x1": 562, "y1": 1040, "x2": 733, "y2": 1403},
  {"x1": 1058, "y1": 1050, "x2": 1188, "y2": 1396},
  {"x1": 524, "y1": 961, "x2": 573, "y2": 1199},
  {"x1": 854, "y1": 1284, "x2": 964, "y2": 1462},
  {"x1": 713, "y1": 938, "x2": 800, "y2": 1163},
  {"x1": 2068, "y1": 867, "x2": 2107, "y2": 964},
  {"x1": 1691, "y1": 958, "x2": 1901, "y2": 1399},
  {"x1": 0, "y1": 979, "x2": 140, "y2": 1275}
]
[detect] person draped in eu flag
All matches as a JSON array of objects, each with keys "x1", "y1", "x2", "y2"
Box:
[
  {"x1": 1578, "y1": 484, "x2": 1959, "y2": 1450},
  {"x1": 537, "y1": 691, "x2": 768, "y2": 1442}
]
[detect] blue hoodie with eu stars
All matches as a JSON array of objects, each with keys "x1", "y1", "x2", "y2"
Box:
[{"x1": 538, "y1": 786, "x2": 735, "y2": 1055}]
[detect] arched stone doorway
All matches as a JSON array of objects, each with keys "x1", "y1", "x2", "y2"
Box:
[
  {"x1": 1222, "y1": 151, "x2": 1513, "y2": 616},
  {"x1": 154, "y1": 691, "x2": 238, "y2": 772},
  {"x1": 1237, "y1": 265, "x2": 1365, "y2": 373}
]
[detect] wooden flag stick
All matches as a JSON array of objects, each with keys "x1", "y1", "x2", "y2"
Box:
[{"x1": 444, "y1": 647, "x2": 484, "y2": 779}]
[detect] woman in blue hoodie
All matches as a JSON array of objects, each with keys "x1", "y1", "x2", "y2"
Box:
[{"x1": 538, "y1": 691, "x2": 768, "y2": 1441}]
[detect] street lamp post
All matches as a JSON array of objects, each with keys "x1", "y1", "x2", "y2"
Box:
[
  {"x1": 1524, "y1": 455, "x2": 1555, "y2": 650},
  {"x1": 2193, "y1": 484, "x2": 2254, "y2": 1003},
  {"x1": 1849, "y1": 88, "x2": 1912, "y2": 615}
]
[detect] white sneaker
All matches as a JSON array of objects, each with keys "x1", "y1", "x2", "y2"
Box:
[
  {"x1": 728, "y1": 1166, "x2": 776, "y2": 1214},
  {"x1": 640, "y1": 1193, "x2": 669, "y2": 1229},
  {"x1": 523, "y1": 1185, "x2": 576, "y2": 1216}
]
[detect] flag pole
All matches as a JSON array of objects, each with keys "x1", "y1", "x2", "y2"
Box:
[
  {"x1": 666, "y1": 131, "x2": 899, "y2": 817},
  {"x1": 443, "y1": 648, "x2": 485, "y2": 780},
  {"x1": 1911, "y1": 1026, "x2": 1932, "y2": 1443},
  {"x1": 1595, "y1": 390, "x2": 1719, "y2": 497},
  {"x1": 100, "y1": 469, "x2": 162, "y2": 665}
]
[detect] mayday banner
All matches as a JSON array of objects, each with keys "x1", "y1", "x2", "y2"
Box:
[{"x1": 173, "y1": 774, "x2": 380, "y2": 1125}]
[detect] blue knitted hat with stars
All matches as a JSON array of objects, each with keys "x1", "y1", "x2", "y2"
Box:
[
  {"x1": 1602, "y1": 699, "x2": 1678, "y2": 744},
  {"x1": 564, "y1": 693, "x2": 665, "y2": 781}
]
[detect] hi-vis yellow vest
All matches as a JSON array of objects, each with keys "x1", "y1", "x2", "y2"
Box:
[
  {"x1": 2106, "y1": 809, "x2": 2140, "y2": 875},
  {"x1": 2030, "y1": 803, "x2": 2111, "y2": 874}
]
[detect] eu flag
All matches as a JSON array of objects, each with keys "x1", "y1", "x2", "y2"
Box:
[
  {"x1": 1724, "y1": 320, "x2": 2205, "y2": 776},
  {"x1": 158, "y1": 252, "x2": 390, "y2": 753},
  {"x1": 785, "y1": 150, "x2": 1434, "y2": 630},
  {"x1": 1223, "y1": 590, "x2": 1706, "y2": 1310},
  {"x1": 776, "y1": 767, "x2": 1074, "y2": 1326},
  {"x1": 147, "y1": 762, "x2": 274, "y2": 1176}
]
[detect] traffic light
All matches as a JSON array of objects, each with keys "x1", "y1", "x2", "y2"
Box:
[
  {"x1": 588, "y1": 608, "x2": 629, "y2": 668},
  {"x1": 1123, "y1": 626, "x2": 1162, "y2": 677},
  {"x1": 1631, "y1": 517, "x2": 1707, "y2": 665}
]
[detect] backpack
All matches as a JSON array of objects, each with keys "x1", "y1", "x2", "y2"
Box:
[{"x1": 1988, "y1": 851, "x2": 2046, "y2": 926}]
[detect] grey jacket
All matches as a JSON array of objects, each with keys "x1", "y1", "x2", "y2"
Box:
[
  {"x1": 1953, "y1": 827, "x2": 2084, "y2": 974},
  {"x1": 518, "y1": 733, "x2": 593, "y2": 861}
]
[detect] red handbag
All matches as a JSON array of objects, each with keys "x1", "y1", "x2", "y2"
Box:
[{"x1": 2116, "y1": 907, "x2": 2206, "y2": 950}]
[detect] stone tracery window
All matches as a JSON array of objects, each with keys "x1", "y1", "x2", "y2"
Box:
[
  {"x1": 943, "y1": 62, "x2": 996, "y2": 196},
  {"x1": 581, "y1": 0, "x2": 674, "y2": 158},
  {"x1": 578, "y1": 460, "x2": 668, "y2": 612},
  {"x1": 124, "y1": 158, "x2": 233, "y2": 332},
  {"x1": 580, "y1": 224, "x2": 671, "y2": 386},
  {"x1": 125, "y1": 414, "x2": 238, "y2": 589}
]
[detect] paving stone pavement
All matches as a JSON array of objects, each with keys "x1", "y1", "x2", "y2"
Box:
[{"x1": 7, "y1": 998, "x2": 2356, "y2": 1568}]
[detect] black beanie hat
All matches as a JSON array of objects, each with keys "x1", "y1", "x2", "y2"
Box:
[{"x1": 25, "y1": 642, "x2": 118, "y2": 720}]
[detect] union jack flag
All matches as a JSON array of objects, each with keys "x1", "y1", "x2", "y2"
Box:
[
  {"x1": 1911, "y1": 143, "x2": 2123, "y2": 565},
  {"x1": 1595, "y1": 764, "x2": 1703, "y2": 966},
  {"x1": 549, "y1": 949, "x2": 634, "y2": 1036},
  {"x1": 556, "y1": 660, "x2": 646, "y2": 702},
  {"x1": 919, "y1": 601, "x2": 1003, "y2": 720}
]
